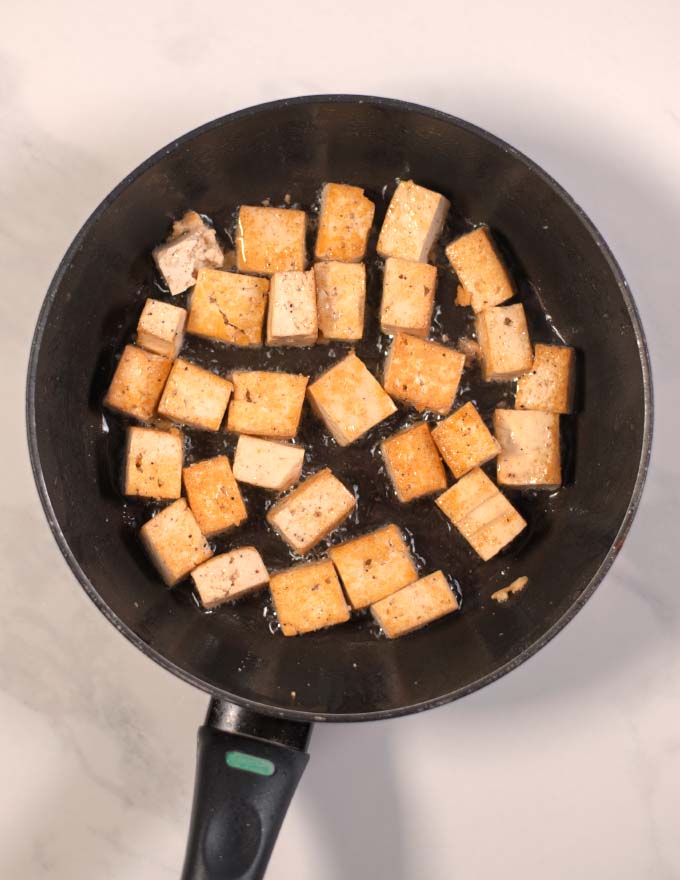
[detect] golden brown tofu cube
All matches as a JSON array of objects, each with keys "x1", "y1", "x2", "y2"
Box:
[
  {"x1": 232, "y1": 435, "x2": 305, "y2": 491},
  {"x1": 136, "y1": 298, "x2": 187, "y2": 358},
  {"x1": 191, "y1": 547, "x2": 269, "y2": 609},
  {"x1": 186, "y1": 268, "x2": 269, "y2": 347},
  {"x1": 377, "y1": 180, "x2": 450, "y2": 263},
  {"x1": 153, "y1": 212, "x2": 224, "y2": 296},
  {"x1": 307, "y1": 352, "x2": 397, "y2": 446},
  {"x1": 314, "y1": 261, "x2": 366, "y2": 342},
  {"x1": 475, "y1": 304, "x2": 533, "y2": 381},
  {"x1": 445, "y1": 227, "x2": 514, "y2": 313},
  {"x1": 432, "y1": 402, "x2": 500, "y2": 479},
  {"x1": 266, "y1": 468, "x2": 356, "y2": 554},
  {"x1": 124, "y1": 426, "x2": 183, "y2": 499},
  {"x1": 435, "y1": 467, "x2": 526, "y2": 561},
  {"x1": 266, "y1": 270, "x2": 318, "y2": 346},
  {"x1": 140, "y1": 498, "x2": 213, "y2": 586},
  {"x1": 329, "y1": 524, "x2": 418, "y2": 609},
  {"x1": 236, "y1": 206, "x2": 306, "y2": 276},
  {"x1": 104, "y1": 344, "x2": 172, "y2": 422},
  {"x1": 315, "y1": 183, "x2": 375, "y2": 263},
  {"x1": 371, "y1": 571, "x2": 458, "y2": 638},
  {"x1": 515, "y1": 344, "x2": 575, "y2": 413},
  {"x1": 158, "y1": 359, "x2": 233, "y2": 431},
  {"x1": 380, "y1": 257, "x2": 437, "y2": 338},
  {"x1": 269, "y1": 560, "x2": 350, "y2": 636},
  {"x1": 380, "y1": 422, "x2": 447, "y2": 502},
  {"x1": 493, "y1": 409, "x2": 562, "y2": 489},
  {"x1": 183, "y1": 455, "x2": 247, "y2": 537},
  {"x1": 383, "y1": 333, "x2": 465, "y2": 414},
  {"x1": 226, "y1": 371, "x2": 308, "y2": 439}
]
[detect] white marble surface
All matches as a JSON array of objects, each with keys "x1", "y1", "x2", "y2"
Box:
[{"x1": 1, "y1": 1, "x2": 679, "y2": 877}]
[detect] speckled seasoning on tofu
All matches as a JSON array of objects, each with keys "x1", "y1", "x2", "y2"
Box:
[
  {"x1": 140, "y1": 498, "x2": 213, "y2": 586},
  {"x1": 383, "y1": 333, "x2": 465, "y2": 414},
  {"x1": 380, "y1": 257, "x2": 437, "y2": 338},
  {"x1": 445, "y1": 227, "x2": 514, "y2": 313},
  {"x1": 377, "y1": 180, "x2": 450, "y2": 263},
  {"x1": 515, "y1": 344, "x2": 575, "y2": 413},
  {"x1": 136, "y1": 298, "x2": 187, "y2": 358},
  {"x1": 475, "y1": 303, "x2": 533, "y2": 381},
  {"x1": 432, "y1": 402, "x2": 501, "y2": 479},
  {"x1": 235, "y1": 206, "x2": 306, "y2": 276},
  {"x1": 315, "y1": 183, "x2": 375, "y2": 263},
  {"x1": 183, "y1": 455, "x2": 248, "y2": 537},
  {"x1": 226, "y1": 371, "x2": 308, "y2": 439},
  {"x1": 371, "y1": 571, "x2": 459, "y2": 638},
  {"x1": 380, "y1": 422, "x2": 447, "y2": 502},
  {"x1": 266, "y1": 269, "x2": 318, "y2": 346},
  {"x1": 104, "y1": 344, "x2": 172, "y2": 422},
  {"x1": 123, "y1": 426, "x2": 183, "y2": 500},
  {"x1": 314, "y1": 261, "x2": 366, "y2": 342},
  {"x1": 493, "y1": 409, "x2": 562, "y2": 489},
  {"x1": 269, "y1": 560, "x2": 350, "y2": 636},
  {"x1": 191, "y1": 547, "x2": 269, "y2": 609},
  {"x1": 232, "y1": 435, "x2": 305, "y2": 491},
  {"x1": 152, "y1": 211, "x2": 223, "y2": 296},
  {"x1": 157, "y1": 359, "x2": 233, "y2": 431},
  {"x1": 186, "y1": 268, "x2": 269, "y2": 347}
]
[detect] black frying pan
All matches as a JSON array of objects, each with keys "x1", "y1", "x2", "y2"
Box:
[{"x1": 26, "y1": 95, "x2": 652, "y2": 879}]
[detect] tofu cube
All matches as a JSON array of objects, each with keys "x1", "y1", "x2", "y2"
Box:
[
  {"x1": 329, "y1": 524, "x2": 418, "y2": 609},
  {"x1": 186, "y1": 268, "x2": 269, "y2": 347},
  {"x1": 307, "y1": 352, "x2": 397, "y2": 446},
  {"x1": 380, "y1": 257, "x2": 437, "y2": 337},
  {"x1": 314, "y1": 183, "x2": 375, "y2": 263},
  {"x1": 104, "y1": 344, "x2": 172, "y2": 422},
  {"x1": 124, "y1": 426, "x2": 183, "y2": 499},
  {"x1": 232, "y1": 435, "x2": 305, "y2": 491},
  {"x1": 136, "y1": 298, "x2": 187, "y2": 358},
  {"x1": 380, "y1": 422, "x2": 447, "y2": 502},
  {"x1": 515, "y1": 344, "x2": 575, "y2": 413},
  {"x1": 435, "y1": 467, "x2": 526, "y2": 561},
  {"x1": 191, "y1": 547, "x2": 269, "y2": 609},
  {"x1": 475, "y1": 304, "x2": 533, "y2": 381},
  {"x1": 236, "y1": 206, "x2": 306, "y2": 276},
  {"x1": 266, "y1": 468, "x2": 356, "y2": 554},
  {"x1": 226, "y1": 371, "x2": 308, "y2": 439},
  {"x1": 314, "y1": 261, "x2": 366, "y2": 342},
  {"x1": 153, "y1": 212, "x2": 223, "y2": 295},
  {"x1": 445, "y1": 227, "x2": 514, "y2": 312},
  {"x1": 266, "y1": 270, "x2": 318, "y2": 346},
  {"x1": 371, "y1": 571, "x2": 458, "y2": 638},
  {"x1": 183, "y1": 455, "x2": 247, "y2": 537},
  {"x1": 377, "y1": 180, "x2": 450, "y2": 263},
  {"x1": 140, "y1": 498, "x2": 213, "y2": 586},
  {"x1": 383, "y1": 333, "x2": 465, "y2": 414},
  {"x1": 269, "y1": 560, "x2": 350, "y2": 636},
  {"x1": 493, "y1": 409, "x2": 562, "y2": 489},
  {"x1": 158, "y1": 359, "x2": 233, "y2": 431},
  {"x1": 432, "y1": 402, "x2": 500, "y2": 478}
]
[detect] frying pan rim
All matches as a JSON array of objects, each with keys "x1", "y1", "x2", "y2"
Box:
[{"x1": 25, "y1": 93, "x2": 653, "y2": 723}]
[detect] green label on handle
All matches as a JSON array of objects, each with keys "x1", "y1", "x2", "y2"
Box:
[{"x1": 226, "y1": 750, "x2": 275, "y2": 776}]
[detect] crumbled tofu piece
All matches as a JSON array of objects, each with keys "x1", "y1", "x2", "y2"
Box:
[
  {"x1": 104, "y1": 344, "x2": 172, "y2": 422},
  {"x1": 232, "y1": 435, "x2": 304, "y2": 491},
  {"x1": 314, "y1": 261, "x2": 366, "y2": 341},
  {"x1": 266, "y1": 468, "x2": 356, "y2": 554},
  {"x1": 457, "y1": 336, "x2": 482, "y2": 367},
  {"x1": 380, "y1": 422, "x2": 447, "y2": 502},
  {"x1": 432, "y1": 402, "x2": 500, "y2": 479},
  {"x1": 124, "y1": 426, "x2": 182, "y2": 499},
  {"x1": 371, "y1": 571, "x2": 458, "y2": 638},
  {"x1": 191, "y1": 547, "x2": 269, "y2": 609},
  {"x1": 153, "y1": 212, "x2": 223, "y2": 295},
  {"x1": 140, "y1": 498, "x2": 213, "y2": 586},
  {"x1": 183, "y1": 455, "x2": 247, "y2": 537},
  {"x1": 445, "y1": 227, "x2": 514, "y2": 312},
  {"x1": 329, "y1": 524, "x2": 418, "y2": 609},
  {"x1": 435, "y1": 467, "x2": 526, "y2": 561},
  {"x1": 380, "y1": 257, "x2": 437, "y2": 337},
  {"x1": 136, "y1": 298, "x2": 187, "y2": 358},
  {"x1": 186, "y1": 268, "x2": 269, "y2": 347},
  {"x1": 315, "y1": 183, "x2": 375, "y2": 263},
  {"x1": 377, "y1": 180, "x2": 450, "y2": 262},
  {"x1": 236, "y1": 206, "x2": 306, "y2": 275},
  {"x1": 158, "y1": 359, "x2": 233, "y2": 431},
  {"x1": 383, "y1": 333, "x2": 465, "y2": 414},
  {"x1": 307, "y1": 352, "x2": 397, "y2": 446},
  {"x1": 475, "y1": 304, "x2": 533, "y2": 381},
  {"x1": 227, "y1": 371, "x2": 308, "y2": 439},
  {"x1": 493, "y1": 409, "x2": 561, "y2": 489},
  {"x1": 491, "y1": 576, "x2": 528, "y2": 604},
  {"x1": 515, "y1": 344, "x2": 575, "y2": 413},
  {"x1": 455, "y1": 284, "x2": 472, "y2": 307},
  {"x1": 266, "y1": 270, "x2": 318, "y2": 346},
  {"x1": 269, "y1": 560, "x2": 350, "y2": 636}
]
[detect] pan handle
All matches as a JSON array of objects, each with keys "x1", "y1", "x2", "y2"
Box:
[{"x1": 181, "y1": 699, "x2": 311, "y2": 880}]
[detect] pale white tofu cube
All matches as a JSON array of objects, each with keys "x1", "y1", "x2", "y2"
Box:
[
  {"x1": 383, "y1": 333, "x2": 465, "y2": 414},
  {"x1": 315, "y1": 183, "x2": 375, "y2": 262},
  {"x1": 314, "y1": 261, "x2": 366, "y2": 342},
  {"x1": 371, "y1": 571, "x2": 459, "y2": 638},
  {"x1": 269, "y1": 560, "x2": 350, "y2": 636},
  {"x1": 266, "y1": 270, "x2": 318, "y2": 346},
  {"x1": 515, "y1": 344, "x2": 575, "y2": 413},
  {"x1": 136, "y1": 298, "x2": 187, "y2": 358},
  {"x1": 191, "y1": 547, "x2": 269, "y2": 609},
  {"x1": 445, "y1": 227, "x2": 514, "y2": 312},
  {"x1": 377, "y1": 180, "x2": 450, "y2": 263},
  {"x1": 380, "y1": 257, "x2": 437, "y2": 337},
  {"x1": 232, "y1": 435, "x2": 305, "y2": 491},
  {"x1": 226, "y1": 371, "x2": 309, "y2": 439},
  {"x1": 124, "y1": 426, "x2": 183, "y2": 499},
  {"x1": 140, "y1": 498, "x2": 213, "y2": 586},
  {"x1": 431, "y1": 402, "x2": 500, "y2": 478},
  {"x1": 104, "y1": 344, "x2": 172, "y2": 422},
  {"x1": 475, "y1": 304, "x2": 533, "y2": 381},
  {"x1": 236, "y1": 206, "x2": 306, "y2": 276},
  {"x1": 493, "y1": 409, "x2": 562, "y2": 488},
  {"x1": 153, "y1": 211, "x2": 223, "y2": 296},
  {"x1": 157, "y1": 359, "x2": 233, "y2": 431},
  {"x1": 186, "y1": 268, "x2": 269, "y2": 347}
]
